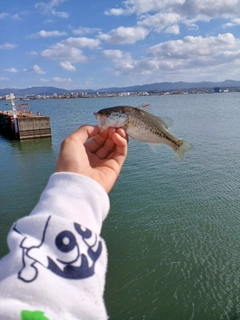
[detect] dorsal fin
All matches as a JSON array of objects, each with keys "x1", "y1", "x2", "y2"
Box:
[
  {"x1": 137, "y1": 103, "x2": 150, "y2": 110},
  {"x1": 157, "y1": 116, "x2": 174, "y2": 129},
  {"x1": 137, "y1": 103, "x2": 174, "y2": 129}
]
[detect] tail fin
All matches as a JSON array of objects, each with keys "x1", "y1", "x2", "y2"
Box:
[{"x1": 174, "y1": 140, "x2": 192, "y2": 160}]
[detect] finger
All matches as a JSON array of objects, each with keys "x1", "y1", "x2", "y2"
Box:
[
  {"x1": 116, "y1": 128, "x2": 127, "y2": 139},
  {"x1": 92, "y1": 128, "x2": 126, "y2": 159},
  {"x1": 94, "y1": 135, "x2": 118, "y2": 159},
  {"x1": 114, "y1": 129, "x2": 129, "y2": 145},
  {"x1": 70, "y1": 125, "x2": 100, "y2": 144},
  {"x1": 108, "y1": 132, "x2": 128, "y2": 167},
  {"x1": 85, "y1": 129, "x2": 109, "y2": 153},
  {"x1": 100, "y1": 130, "x2": 128, "y2": 163},
  {"x1": 111, "y1": 128, "x2": 129, "y2": 144}
]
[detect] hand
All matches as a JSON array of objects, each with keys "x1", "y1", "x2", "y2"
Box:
[{"x1": 56, "y1": 125, "x2": 128, "y2": 193}]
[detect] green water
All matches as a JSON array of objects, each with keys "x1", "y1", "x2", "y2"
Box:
[{"x1": 1, "y1": 94, "x2": 240, "y2": 319}]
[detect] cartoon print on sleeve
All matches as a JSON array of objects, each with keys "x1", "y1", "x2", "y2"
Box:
[{"x1": 13, "y1": 216, "x2": 102, "y2": 282}]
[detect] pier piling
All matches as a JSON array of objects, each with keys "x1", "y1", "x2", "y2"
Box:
[{"x1": 0, "y1": 111, "x2": 51, "y2": 140}]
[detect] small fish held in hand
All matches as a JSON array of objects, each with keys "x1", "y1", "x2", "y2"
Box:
[{"x1": 94, "y1": 106, "x2": 191, "y2": 160}]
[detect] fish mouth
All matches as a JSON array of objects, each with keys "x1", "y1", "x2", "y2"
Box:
[
  {"x1": 94, "y1": 112, "x2": 109, "y2": 123},
  {"x1": 93, "y1": 112, "x2": 106, "y2": 119},
  {"x1": 94, "y1": 112, "x2": 107, "y2": 129}
]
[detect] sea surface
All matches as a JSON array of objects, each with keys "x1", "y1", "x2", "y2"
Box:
[{"x1": 0, "y1": 93, "x2": 240, "y2": 319}]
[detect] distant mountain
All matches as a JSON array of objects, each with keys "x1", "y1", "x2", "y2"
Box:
[
  {"x1": 97, "y1": 80, "x2": 240, "y2": 92},
  {"x1": 0, "y1": 86, "x2": 93, "y2": 96},
  {"x1": 0, "y1": 80, "x2": 240, "y2": 96}
]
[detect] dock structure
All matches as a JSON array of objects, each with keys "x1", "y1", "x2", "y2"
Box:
[
  {"x1": 0, "y1": 110, "x2": 51, "y2": 140},
  {"x1": 0, "y1": 93, "x2": 51, "y2": 140}
]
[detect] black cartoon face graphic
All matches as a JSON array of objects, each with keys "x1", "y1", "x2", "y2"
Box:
[{"x1": 13, "y1": 216, "x2": 102, "y2": 282}]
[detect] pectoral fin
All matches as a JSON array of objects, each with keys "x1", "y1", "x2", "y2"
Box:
[{"x1": 157, "y1": 116, "x2": 174, "y2": 129}]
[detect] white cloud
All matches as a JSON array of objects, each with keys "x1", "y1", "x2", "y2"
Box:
[
  {"x1": 11, "y1": 13, "x2": 21, "y2": 20},
  {"x1": 102, "y1": 50, "x2": 136, "y2": 75},
  {"x1": 103, "y1": 49, "x2": 126, "y2": 59},
  {"x1": 59, "y1": 61, "x2": 76, "y2": 71},
  {"x1": 72, "y1": 27, "x2": 101, "y2": 35},
  {"x1": 99, "y1": 26, "x2": 149, "y2": 44},
  {"x1": 0, "y1": 77, "x2": 9, "y2": 81},
  {"x1": 138, "y1": 12, "x2": 181, "y2": 33},
  {"x1": 164, "y1": 24, "x2": 180, "y2": 34},
  {"x1": 40, "y1": 37, "x2": 99, "y2": 62},
  {"x1": 52, "y1": 77, "x2": 72, "y2": 83},
  {"x1": 0, "y1": 13, "x2": 9, "y2": 19},
  {"x1": 3, "y1": 68, "x2": 18, "y2": 73},
  {"x1": 23, "y1": 65, "x2": 46, "y2": 74},
  {"x1": 35, "y1": 0, "x2": 69, "y2": 18},
  {"x1": 105, "y1": 0, "x2": 240, "y2": 35},
  {"x1": 223, "y1": 18, "x2": 240, "y2": 28},
  {"x1": 32, "y1": 65, "x2": 46, "y2": 74},
  {"x1": 0, "y1": 13, "x2": 21, "y2": 20},
  {"x1": 105, "y1": 0, "x2": 185, "y2": 16},
  {"x1": 40, "y1": 77, "x2": 72, "y2": 84},
  {"x1": 102, "y1": 33, "x2": 240, "y2": 80},
  {"x1": 106, "y1": 0, "x2": 240, "y2": 17},
  {"x1": 51, "y1": 9, "x2": 68, "y2": 18},
  {"x1": 29, "y1": 30, "x2": 68, "y2": 38},
  {"x1": 62, "y1": 37, "x2": 100, "y2": 48},
  {"x1": 182, "y1": 0, "x2": 240, "y2": 17},
  {"x1": 26, "y1": 51, "x2": 38, "y2": 56},
  {"x1": 224, "y1": 22, "x2": 235, "y2": 28},
  {"x1": 0, "y1": 43, "x2": 17, "y2": 50},
  {"x1": 39, "y1": 78, "x2": 49, "y2": 83},
  {"x1": 104, "y1": 7, "x2": 129, "y2": 16},
  {"x1": 41, "y1": 43, "x2": 87, "y2": 62},
  {"x1": 44, "y1": 19, "x2": 55, "y2": 24},
  {"x1": 148, "y1": 33, "x2": 237, "y2": 59}
]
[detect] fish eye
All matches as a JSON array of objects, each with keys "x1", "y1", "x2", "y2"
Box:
[{"x1": 103, "y1": 109, "x2": 111, "y2": 116}]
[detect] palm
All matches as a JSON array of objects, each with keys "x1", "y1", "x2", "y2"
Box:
[
  {"x1": 56, "y1": 125, "x2": 128, "y2": 193},
  {"x1": 84, "y1": 128, "x2": 127, "y2": 192}
]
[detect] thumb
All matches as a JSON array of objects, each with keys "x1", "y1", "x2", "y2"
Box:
[{"x1": 71, "y1": 125, "x2": 100, "y2": 144}]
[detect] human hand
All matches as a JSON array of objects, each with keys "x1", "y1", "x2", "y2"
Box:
[{"x1": 56, "y1": 125, "x2": 128, "y2": 193}]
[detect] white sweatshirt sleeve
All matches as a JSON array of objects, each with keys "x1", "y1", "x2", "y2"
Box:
[{"x1": 0, "y1": 172, "x2": 110, "y2": 320}]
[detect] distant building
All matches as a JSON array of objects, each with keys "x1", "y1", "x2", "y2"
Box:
[
  {"x1": 118, "y1": 92, "x2": 130, "y2": 97},
  {"x1": 214, "y1": 87, "x2": 220, "y2": 93}
]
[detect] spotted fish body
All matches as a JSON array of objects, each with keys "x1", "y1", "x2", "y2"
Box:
[{"x1": 94, "y1": 106, "x2": 191, "y2": 160}]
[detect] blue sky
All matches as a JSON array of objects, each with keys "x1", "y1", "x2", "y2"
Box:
[{"x1": 1, "y1": 0, "x2": 240, "y2": 90}]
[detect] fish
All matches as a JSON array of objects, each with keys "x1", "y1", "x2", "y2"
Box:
[{"x1": 94, "y1": 106, "x2": 192, "y2": 160}]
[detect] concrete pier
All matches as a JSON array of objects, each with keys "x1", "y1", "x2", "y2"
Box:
[{"x1": 0, "y1": 111, "x2": 51, "y2": 139}]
